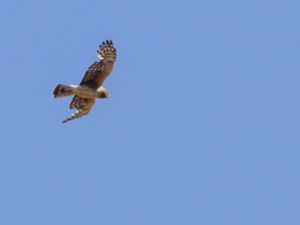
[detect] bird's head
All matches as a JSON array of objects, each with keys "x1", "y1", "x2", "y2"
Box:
[{"x1": 97, "y1": 86, "x2": 110, "y2": 99}]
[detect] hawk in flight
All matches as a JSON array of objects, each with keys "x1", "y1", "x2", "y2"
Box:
[{"x1": 53, "y1": 40, "x2": 117, "y2": 123}]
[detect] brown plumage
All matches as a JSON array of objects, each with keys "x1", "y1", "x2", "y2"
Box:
[{"x1": 53, "y1": 40, "x2": 117, "y2": 123}]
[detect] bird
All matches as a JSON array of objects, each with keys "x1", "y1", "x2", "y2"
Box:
[{"x1": 53, "y1": 40, "x2": 117, "y2": 123}]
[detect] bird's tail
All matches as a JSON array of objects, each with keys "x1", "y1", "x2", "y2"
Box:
[{"x1": 53, "y1": 84, "x2": 77, "y2": 98}]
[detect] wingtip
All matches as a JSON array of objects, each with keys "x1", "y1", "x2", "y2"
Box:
[
  {"x1": 62, "y1": 119, "x2": 68, "y2": 123},
  {"x1": 62, "y1": 116, "x2": 70, "y2": 123},
  {"x1": 100, "y1": 40, "x2": 113, "y2": 47}
]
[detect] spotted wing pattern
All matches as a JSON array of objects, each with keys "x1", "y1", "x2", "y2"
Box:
[
  {"x1": 63, "y1": 98, "x2": 95, "y2": 123},
  {"x1": 69, "y1": 40, "x2": 116, "y2": 112}
]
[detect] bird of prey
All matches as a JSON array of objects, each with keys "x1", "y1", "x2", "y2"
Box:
[{"x1": 53, "y1": 40, "x2": 117, "y2": 123}]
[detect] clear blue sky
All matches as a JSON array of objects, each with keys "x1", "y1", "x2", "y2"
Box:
[{"x1": 1, "y1": 0, "x2": 299, "y2": 224}]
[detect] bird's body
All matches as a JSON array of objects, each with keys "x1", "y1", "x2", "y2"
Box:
[
  {"x1": 53, "y1": 40, "x2": 117, "y2": 123},
  {"x1": 53, "y1": 84, "x2": 109, "y2": 99}
]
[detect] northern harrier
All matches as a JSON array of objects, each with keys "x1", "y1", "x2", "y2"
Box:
[{"x1": 53, "y1": 40, "x2": 117, "y2": 123}]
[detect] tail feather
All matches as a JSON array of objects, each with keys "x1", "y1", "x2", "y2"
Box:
[{"x1": 53, "y1": 84, "x2": 76, "y2": 98}]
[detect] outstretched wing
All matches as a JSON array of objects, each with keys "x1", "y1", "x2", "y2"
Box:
[
  {"x1": 63, "y1": 98, "x2": 95, "y2": 123},
  {"x1": 79, "y1": 40, "x2": 117, "y2": 89},
  {"x1": 70, "y1": 40, "x2": 116, "y2": 110}
]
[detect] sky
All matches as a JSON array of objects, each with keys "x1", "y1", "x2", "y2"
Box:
[{"x1": 0, "y1": 0, "x2": 300, "y2": 224}]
